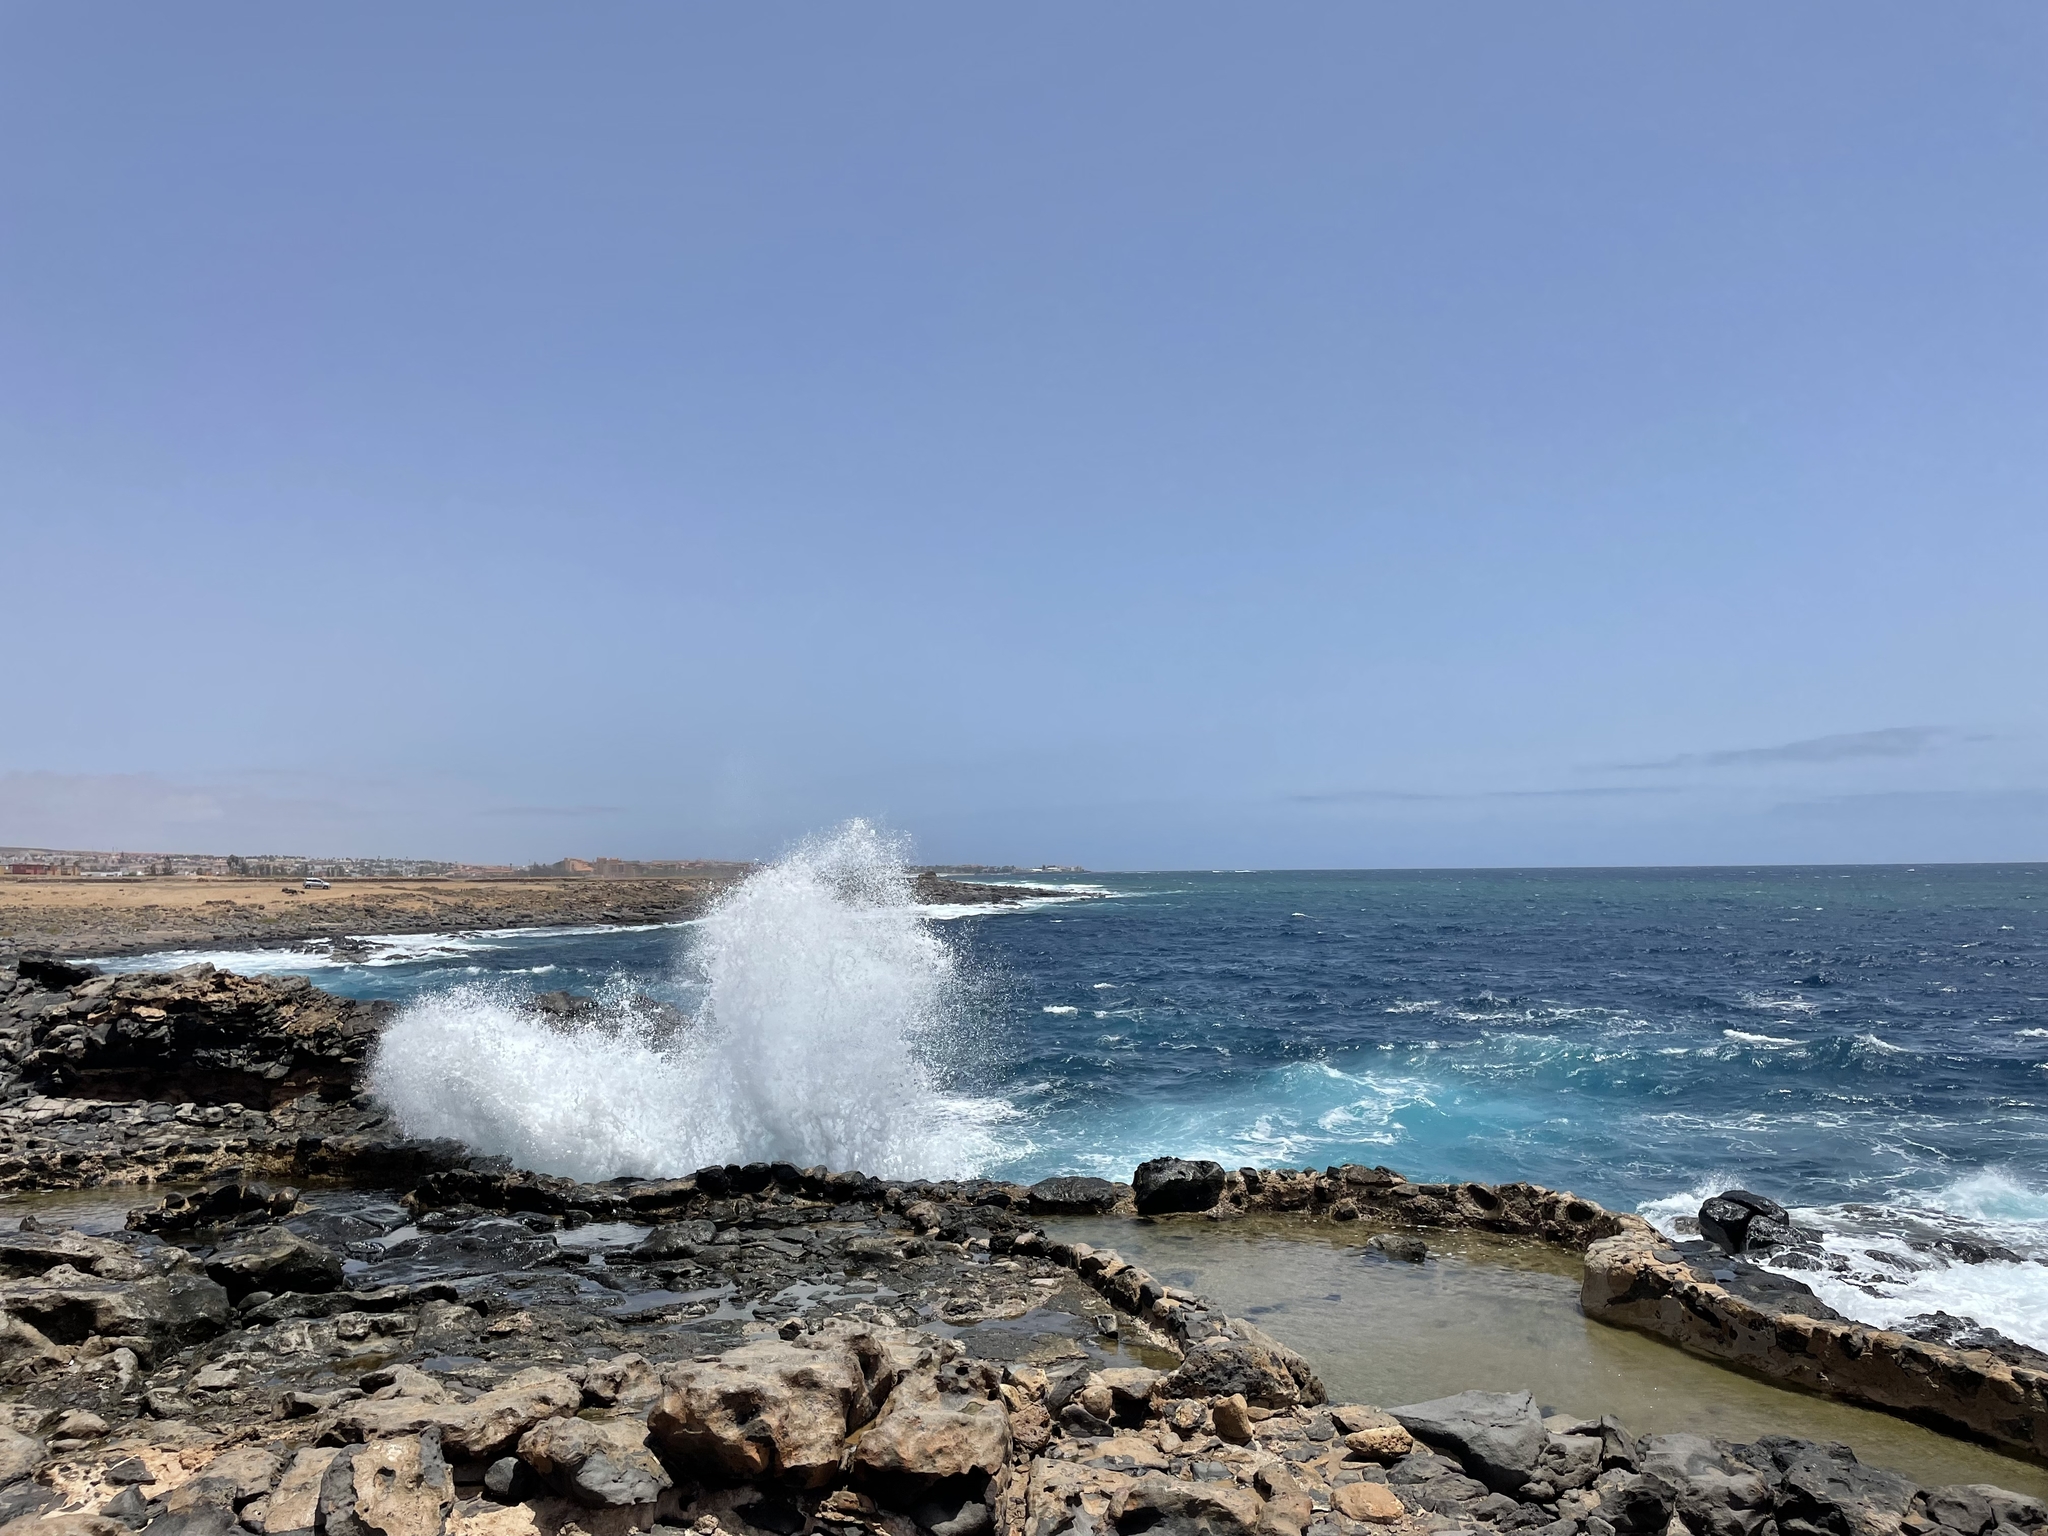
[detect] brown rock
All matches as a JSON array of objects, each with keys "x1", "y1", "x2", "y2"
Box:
[
  {"x1": 649, "y1": 1338, "x2": 889, "y2": 1487},
  {"x1": 1212, "y1": 1395, "x2": 1254, "y2": 1445},
  {"x1": 852, "y1": 1368, "x2": 1012, "y2": 1483},
  {"x1": 320, "y1": 1435, "x2": 451, "y2": 1536},
  {"x1": 265, "y1": 1448, "x2": 339, "y2": 1534},
  {"x1": 322, "y1": 1370, "x2": 581, "y2": 1462},
  {"x1": 1332, "y1": 1483, "x2": 1403, "y2": 1524}
]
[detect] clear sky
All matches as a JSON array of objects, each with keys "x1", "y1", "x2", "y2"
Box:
[{"x1": 3, "y1": 4, "x2": 2043, "y2": 869}]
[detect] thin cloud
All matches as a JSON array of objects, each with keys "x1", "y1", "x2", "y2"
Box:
[
  {"x1": 1290, "y1": 786, "x2": 1678, "y2": 805},
  {"x1": 476, "y1": 804, "x2": 625, "y2": 818},
  {"x1": 1613, "y1": 727, "x2": 1941, "y2": 771}
]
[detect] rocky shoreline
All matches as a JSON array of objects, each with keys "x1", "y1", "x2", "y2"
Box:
[{"x1": 0, "y1": 958, "x2": 2042, "y2": 1536}]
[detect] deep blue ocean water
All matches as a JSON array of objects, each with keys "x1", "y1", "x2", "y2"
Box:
[{"x1": 106, "y1": 862, "x2": 2048, "y2": 1346}]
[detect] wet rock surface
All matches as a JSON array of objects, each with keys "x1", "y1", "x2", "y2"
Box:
[{"x1": 0, "y1": 960, "x2": 2042, "y2": 1536}]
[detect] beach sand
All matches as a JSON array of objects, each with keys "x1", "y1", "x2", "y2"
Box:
[{"x1": 0, "y1": 873, "x2": 737, "y2": 958}]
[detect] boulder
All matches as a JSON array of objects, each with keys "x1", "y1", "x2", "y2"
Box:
[
  {"x1": 629, "y1": 1221, "x2": 716, "y2": 1262},
  {"x1": 1132, "y1": 1159, "x2": 1227, "y2": 1216},
  {"x1": 263, "y1": 1448, "x2": 338, "y2": 1535},
  {"x1": 316, "y1": 1433, "x2": 450, "y2": 1536},
  {"x1": 649, "y1": 1337, "x2": 895, "y2": 1487},
  {"x1": 1159, "y1": 1322, "x2": 1323, "y2": 1408},
  {"x1": 0, "y1": 1229, "x2": 143, "y2": 1281},
  {"x1": 322, "y1": 1369, "x2": 582, "y2": 1461},
  {"x1": 0, "y1": 1266, "x2": 230, "y2": 1351},
  {"x1": 0, "y1": 1430, "x2": 41, "y2": 1486},
  {"x1": 516, "y1": 1415, "x2": 671, "y2": 1509},
  {"x1": 16, "y1": 958, "x2": 96, "y2": 991},
  {"x1": 1027, "y1": 1177, "x2": 1123, "y2": 1216},
  {"x1": 204, "y1": 1228, "x2": 343, "y2": 1301},
  {"x1": 1696, "y1": 1190, "x2": 1788, "y2": 1255},
  {"x1": 852, "y1": 1366, "x2": 1012, "y2": 1485},
  {"x1": 1925, "y1": 1485, "x2": 2048, "y2": 1535},
  {"x1": 1115, "y1": 1474, "x2": 1264, "y2": 1536},
  {"x1": 1389, "y1": 1390, "x2": 1546, "y2": 1494},
  {"x1": 578, "y1": 1353, "x2": 661, "y2": 1412},
  {"x1": 1332, "y1": 1483, "x2": 1403, "y2": 1524}
]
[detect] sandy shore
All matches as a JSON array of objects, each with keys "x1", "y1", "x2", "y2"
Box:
[
  {"x1": 0, "y1": 874, "x2": 741, "y2": 959},
  {"x1": 0, "y1": 869, "x2": 1065, "y2": 959}
]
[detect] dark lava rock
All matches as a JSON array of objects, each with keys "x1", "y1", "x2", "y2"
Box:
[
  {"x1": 1028, "y1": 1176, "x2": 1123, "y2": 1216},
  {"x1": 16, "y1": 956, "x2": 96, "y2": 991},
  {"x1": 1899, "y1": 1312, "x2": 2048, "y2": 1370},
  {"x1": 1389, "y1": 1390, "x2": 1546, "y2": 1494},
  {"x1": 130, "y1": 1181, "x2": 294, "y2": 1236},
  {"x1": 630, "y1": 1220, "x2": 717, "y2": 1261},
  {"x1": 1132, "y1": 1157, "x2": 1226, "y2": 1216},
  {"x1": 203, "y1": 1227, "x2": 344, "y2": 1301},
  {"x1": 1697, "y1": 1190, "x2": 1788, "y2": 1254}
]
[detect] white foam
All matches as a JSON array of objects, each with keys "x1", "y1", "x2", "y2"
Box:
[
  {"x1": 1042, "y1": 1005, "x2": 1079, "y2": 1016},
  {"x1": 1722, "y1": 1029, "x2": 1801, "y2": 1046},
  {"x1": 1643, "y1": 1170, "x2": 2048, "y2": 1353},
  {"x1": 369, "y1": 821, "x2": 1009, "y2": 1182}
]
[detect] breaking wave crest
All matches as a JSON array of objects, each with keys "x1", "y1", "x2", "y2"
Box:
[{"x1": 368, "y1": 821, "x2": 1011, "y2": 1182}]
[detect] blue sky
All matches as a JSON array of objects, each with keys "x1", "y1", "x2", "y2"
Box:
[{"x1": 3, "y1": 4, "x2": 2043, "y2": 869}]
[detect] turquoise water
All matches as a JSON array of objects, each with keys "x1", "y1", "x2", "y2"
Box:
[{"x1": 105, "y1": 861, "x2": 2048, "y2": 1349}]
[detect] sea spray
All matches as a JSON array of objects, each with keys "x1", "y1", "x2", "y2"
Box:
[{"x1": 368, "y1": 821, "x2": 1011, "y2": 1181}]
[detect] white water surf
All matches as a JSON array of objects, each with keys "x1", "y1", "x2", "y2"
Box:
[{"x1": 368, "y1": 821, "x2": 1015, "y2": 1182}]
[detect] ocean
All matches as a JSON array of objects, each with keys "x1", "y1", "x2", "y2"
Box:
[{"x1": 100, "y1": 830, "x2": 2048, "y2": 1354}]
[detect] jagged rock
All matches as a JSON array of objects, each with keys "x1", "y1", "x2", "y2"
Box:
[
  {"x1": 629, "y1": 1220, "x2": 716, "y2": 1262},
  {"x1": 1696, "y1": 1191, "x2": 1788, "y2": 1255},
  {"x1": 1390, "y1": 1390, "x2": 1546, "y2": 1495},
  {"x1": 130, "y1": 1183, "x2": 294, "y2": 1236},
  {"x1": 1118, "y1": 1473, "x2": 1264, "y2": 1536},
  {"x1": 18, "y1": 965, "x2": 390, "y2": 1104},
  {"x1": 1733, "y1": 1437, "x2": 1917, "y2": 1536},
  {"x1": 1133, "y1": 1158, "x2": 1227, "y2": 1216},
  {"x1": 578, "y1": 1353, "x2": 661, "y2": 1412},
  {"x1": 316, "y1": 1433, "x2": 450, "y2": 1536},
  {"x1": 0, "y1": 1266, "x2": 230, "y2": 1351},
  {"x1": 204, "y1": 1228, "x2": 343, "y2": 1301},
  {"x1": 1598, "y1": 1471, "x2": 1681, "y2": 1534},
  {"x1": 264, "y1": 1448, "x2": 338, "y2": 1534},
  {"x1": 1924, "y1": 1485, "x2": 2048, "y2": 1535},
  {"x1": 322, "y1": 1369, "x2": 582, "y2": 1460},
  {"x1": 1160, "y1": 1322, "x2": 1323, "y2": 1408},
  {"x1": 649, "y1": 1336, "x2": 898, "y2": 1487},
  {"x1": 0, "y1": 1229, "x2": 145, "y2": 1280},
  {"x1": 0, "y1": 1429, "x2": 41, "y2": 1486},
  {"x1": 16, "y1": 958, "x2": 96, "y2": 991},
  {"x1": 1532, "y1": 1432, "x2": 1601, "y2": 1492},
  {"x1": 852, "y1": 1364, "x2": 1012, "y2": 1485},
  {"x1": 516, "y1": 1414, "x2": 671, "y2": 1509},
  {"x1": 1027, "y1": 1177, "x2": 1123, "y2": 1215}
]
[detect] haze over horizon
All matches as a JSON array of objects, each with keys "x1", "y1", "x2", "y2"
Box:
[{"x1": 4, "y1": 5, "x2": 2043, "y2": 870}]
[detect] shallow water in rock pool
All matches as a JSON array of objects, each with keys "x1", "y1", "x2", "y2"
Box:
[{"x1": 1047, "y1": 1214, "x2": 2048, "y2": 1497}]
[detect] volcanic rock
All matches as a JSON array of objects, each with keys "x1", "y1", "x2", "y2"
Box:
[
  {"x1": 203, "y1": 1227, "x2": 343, "y2": 1301},
  {"x1": 1027, "y1": 1176, "x2": 1123, "y2": 1216},
  {"x1": 516, "y1": 1414, "x2": 671, "y2": 1509},
  {"x1": 1132, "y1": 1158, "x2": 1227, "y2": 1216},
  {"x1": 1390, "y1": 1390, "x2": 1546, "y2": 1494}
]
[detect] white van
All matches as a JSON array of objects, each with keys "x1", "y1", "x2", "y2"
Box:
[{"x1": 303, "y1": 877, "x2": 331, "y2": 889}]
